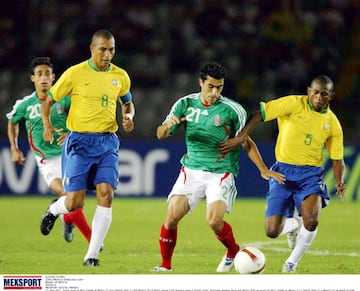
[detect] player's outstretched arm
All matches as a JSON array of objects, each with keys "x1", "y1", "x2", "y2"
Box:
[
  {"x1": 218, "y1": 111, "x2": 263, "y2": 154},
  {"x1": 7, "y1": 121, "x2": 25, "y2": 167},
  {"x1": 241, "y1": 135, "x2": 285, "y2": 184},
  {"x1": 156, "y1": 116, "x2": 186, "y2": 140},
  {"x1": 41, "y1": 95, "x2": 56, "y2": 144},
  {"x1": 121, "y1": 101, "x2": 135, "y2": 132},
  {"x1": 333, "y1": 159, "x2": 346, "y2": 202}
]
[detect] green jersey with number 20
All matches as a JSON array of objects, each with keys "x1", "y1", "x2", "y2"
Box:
[{"x1": 7, "y1": 92, "x2": 70, "y2": 159}]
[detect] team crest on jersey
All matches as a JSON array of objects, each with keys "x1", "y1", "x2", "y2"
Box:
[
  {"x1": 324, "y1": 123, "x2": 329, "y2": 130},
  {"x1": 213, "y1": 114, "x2": 221, "y2": 126},
  {"x1": 55, "y1": 104, "x2": 63, "y2": 114},
  {"x1": 112, "y1": 79, "x2": 118, "y2": 86}
]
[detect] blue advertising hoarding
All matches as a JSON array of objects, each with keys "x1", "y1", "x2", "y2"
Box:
[{"x1": 0, "y1": 140, "x2": 358, "y2": 200}]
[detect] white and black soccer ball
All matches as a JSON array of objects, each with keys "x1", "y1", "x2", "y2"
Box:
[{"x1": 234, "y1": 246, "x2": 266, "y2": 274}]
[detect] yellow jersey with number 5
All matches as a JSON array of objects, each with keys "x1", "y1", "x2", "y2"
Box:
[
  {"x1": 260, "y1": 95, "x2": 343, "y2": 166},
  {"x1": 49, "y1": 59, "x2": 130, "y2": 133}
]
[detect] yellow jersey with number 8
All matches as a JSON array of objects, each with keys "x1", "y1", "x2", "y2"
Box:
[{"x1": 49, "y1": 59, "x2": 130, "y2": 133}]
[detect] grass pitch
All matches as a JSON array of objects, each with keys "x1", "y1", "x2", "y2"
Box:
[{"x1": 0, "y1": 195, "x2": 359, "y2": 275}]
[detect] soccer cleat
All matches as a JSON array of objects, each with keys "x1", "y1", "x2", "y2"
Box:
[
  {"x1": 287, "y1": 216, "x2": 302, "y2": 249},
  {"x1": 282, "y1": 261, "x2": 297, "y2": 273},
  {"x1": 40, "y1": 199, "x2": 59, "y2": 235},
  {"x1": 152, "y1": 265, "x2": 172, "y2": 272},
  {"x1": 216, "y1": 255, "x2": 235, "y2": 272},
  {"x1": 62, "y1": 221, "x2": 75, "y2": 242},
  {"x1": 83, "y1": 258, "x2": 100, "y2": 266}
]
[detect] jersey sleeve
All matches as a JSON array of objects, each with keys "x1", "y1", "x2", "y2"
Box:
[
  {"x1": 49, "y1": 68, "x2": 74, "y2": 102},
  {"x1": 118, "y1": 70, "x2": 131, "y2": 98},
  {"x1": 62, "y1": 95, "x2": 71, "y2": 111},
  {"x1": 6, "y1": 98, "x2": 26, "y2": 123},
  {"x1": 260, "y1": 95, "x2": 301, "y2": 122},
  {"x1": 232, "y1": 102, "x2": 248, "y2": 135},
  {"x1": 162, "y1": 97, "x2": 188, "y2": 135},
  {"x1": 326, "y1": 116, "x2": 344, "y2": 160}
]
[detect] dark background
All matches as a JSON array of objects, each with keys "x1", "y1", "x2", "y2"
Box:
[{"x1": 1, "y1": 0, "x2": 359, "y2": 144}]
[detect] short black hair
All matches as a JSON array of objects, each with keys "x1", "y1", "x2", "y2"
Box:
[
  {"x1": 312, "y1": 75, "x2": 334, "y2": 91},
  {"x1": 30, "y1": 57, "x2": 53, "y2": 74},
  {"x1": 91, "y1": 29, "x2": 114, "y2": 44},
  {"x1": 199, "y1": 62, "x2": 226, "y2": 81}
]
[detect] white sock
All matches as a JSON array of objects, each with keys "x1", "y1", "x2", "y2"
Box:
[
  {"x1": 49, "y1": 196, "x2": 70, "y2": 216},
  {"x1": 286, "y1": 225, "x2": 318, "y2": 265},
  {"x1": 279, "y1": 217, "x2": 300, "y2": 236},
  {"x1": 84, "y1": 205, "x2": 112, "y2": 261}
]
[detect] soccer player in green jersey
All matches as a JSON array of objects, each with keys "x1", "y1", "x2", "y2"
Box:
[
  {"x1": 218, "y1": 75, "x2": 346, "y2": 273},
  {"x1": 153, "y1": 62, "x2": 285, "y2": 272},
  {"x1": 7, "y1": 57, "x2": 92, "y2": 244},
  {"x1": 40, "y1": 29, "x2": 135, "y2": 267}
]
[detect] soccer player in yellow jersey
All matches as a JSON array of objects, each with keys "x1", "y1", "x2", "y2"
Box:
[
  {"x1": 218, "y1": 75, "x2": 346, "y2": 273},
  {"x1": 40, "y1": 29, "x2": 135, "y2": 266}
]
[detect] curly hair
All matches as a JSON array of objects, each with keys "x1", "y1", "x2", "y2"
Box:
[{"x1": 199, "y1": 62, "x2": 226, "y2": 81}]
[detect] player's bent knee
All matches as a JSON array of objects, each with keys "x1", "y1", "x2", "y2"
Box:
[
  {"x1": 165, "y1": 211, "x2": 183, "y2": 228},
  {"x1": 66, "y1": 201, "x2": 84, "y2": 212},
  {"x1": 265, "y1": 228, "x2": 281, "y2": 238},
  {"x1": 207, "y1": 219, "x2": 223, "y2": 232},
  {"x1": 303, "y1": 219, "x2": 318, "y2": 231}
]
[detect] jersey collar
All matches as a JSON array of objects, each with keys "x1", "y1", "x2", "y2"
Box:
[
  {"x1": 88, "y1": 59, "x2": 111, "y2": 72},
  {"x1": 307, "y1": 96, "x2": 329, "y2": 114},
  {"x1": 35, "y1": 91, "x2": 46, "y2": 101}
]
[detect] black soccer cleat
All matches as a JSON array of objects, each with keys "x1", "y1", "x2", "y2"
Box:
[
  {"x1": 40, "y1": 199, "x2": 59, "y2": 235},
  {"x1": 83, "y1": 258, "x2": 100, "y2": 267}
]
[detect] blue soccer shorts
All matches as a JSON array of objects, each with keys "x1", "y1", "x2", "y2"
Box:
[
  {"x1": 62, "y1": 132, "x2": 120, "y2": 192},
  {"x1": 265, "y1": 161, "x2": 330, "y2": 218}
]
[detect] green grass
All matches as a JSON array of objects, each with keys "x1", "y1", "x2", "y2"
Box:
[{"x1": 0, "y1": 196, "x2": 359, "y2": 275}]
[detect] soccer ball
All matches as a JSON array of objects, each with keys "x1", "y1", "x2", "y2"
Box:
[{"x1": 234, "y1": 246, "x2": 266, "y2": 274}]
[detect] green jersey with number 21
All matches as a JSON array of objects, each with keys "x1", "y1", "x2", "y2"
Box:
[{"x1": 163, "y1": 93, "x2": 247, "y2": 177}]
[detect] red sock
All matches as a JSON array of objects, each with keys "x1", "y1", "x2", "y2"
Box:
[
  {"x1": 63, "y1": 213, "x2": 73, "y2": 225},
  {"x1": 159, "y1": 224, "x2": 177, "y2": 269},
  {"x1": 63, "y1": 208, "x2": 92, "y2": 243},
  {"x1": 215, "y1": 221, "x2": 239, "y2": 258}
]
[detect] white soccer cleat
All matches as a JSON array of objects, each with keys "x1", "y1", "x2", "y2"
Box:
[
  {"x1": 153, "y1": 265, "x2": 172, "y2": 272},
  {"x1": 216, "y1": 255, "x2": 235, "y2": 272},
  {"x1": 287, "y1": 216, "x2": 302, "y2": 249},
  {"x1": 281, "y1": 261, "x2": 297, "y2": 273}
]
